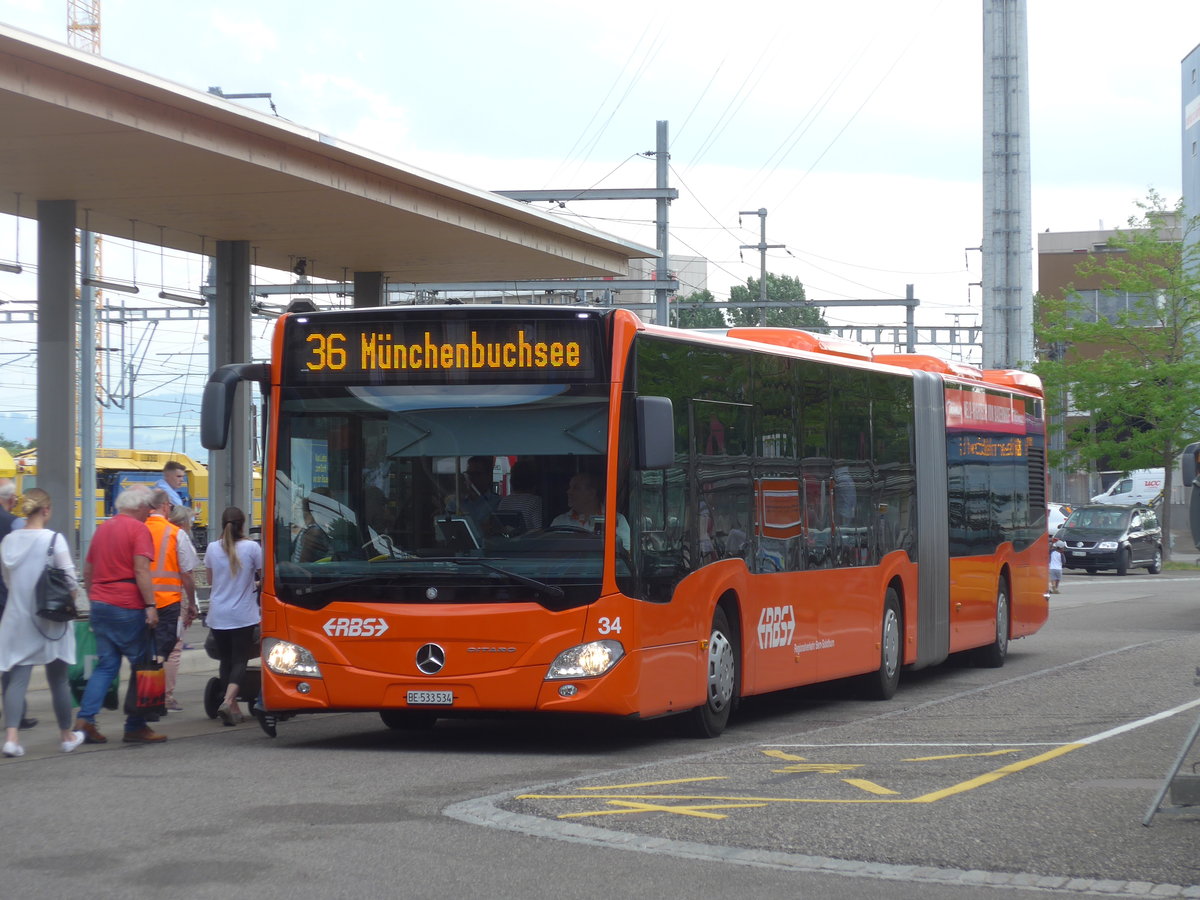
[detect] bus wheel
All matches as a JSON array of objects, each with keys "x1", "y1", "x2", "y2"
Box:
[
  {"x1": 684, "y1": 607, "x2": 738, "y2": 738},
  {"x1": 976, "y1": 580, "x2": 1010, "y2": 668},
  {"x1": 255, "y1": 710, "x2": 278, "y2": 738},
  {"x1": 861, "y1": 588, "x2": 901, "y2": 700},
  {"x1": 380, "y1": 710, "x2": 437, "y2": 731}
]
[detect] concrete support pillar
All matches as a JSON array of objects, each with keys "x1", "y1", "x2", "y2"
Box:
[
  {"x1": 353, "y1": 271, "x2": 384, "y2": 309},
  {"x1": 208, "y1": 240, "x2": 254, "y2": 529},
  {"x1": 36, "y1": 199, "x2": 77, "y2": 553},
  {"x1": 79, "y1": 231, "x2": 98, "y2": 563}
]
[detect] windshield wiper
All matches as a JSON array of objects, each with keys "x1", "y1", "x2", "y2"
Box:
[
  {"x1": 420, "y1": 557, "x2": 565, "y2": 600},
  {"x1": 283, "y1": 560, "x2": 565, "y2": 601},
  {"x1": 285, "y1": 574, "x2": 392, "y2": 597}
]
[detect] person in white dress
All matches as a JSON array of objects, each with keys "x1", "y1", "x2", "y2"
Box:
[{"x1": 0, "y1": 489, "x2": 84, "y2": 757}]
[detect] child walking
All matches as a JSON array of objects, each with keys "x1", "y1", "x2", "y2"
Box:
[{"x1": 1049, "y1": 542, "x2": 1064, "y2": 593}]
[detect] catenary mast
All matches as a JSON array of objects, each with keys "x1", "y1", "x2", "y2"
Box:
[{"x1": 981, "y1": 0, "x2": 1033, "y2": 369}]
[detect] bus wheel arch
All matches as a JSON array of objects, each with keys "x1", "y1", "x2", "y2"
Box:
[{"x1": 682, "y1": 592, "x2": 741, "y2": 738}]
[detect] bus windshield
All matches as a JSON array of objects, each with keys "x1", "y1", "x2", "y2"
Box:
[{"x1": 273, "y1": 381, "x2": 619, "y2": 609}]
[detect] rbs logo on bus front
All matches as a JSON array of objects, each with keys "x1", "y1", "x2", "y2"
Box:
[
  {"x1": 323, "y1": 617, "x2": 389, "y2": 637},
  {"x1": 757, "y1": 605, "x2": 795, "y2": 650}
]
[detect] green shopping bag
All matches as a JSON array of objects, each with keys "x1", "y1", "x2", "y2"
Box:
[{"x1": 68, "y1": 619, "x2": 120, "y2": 710}]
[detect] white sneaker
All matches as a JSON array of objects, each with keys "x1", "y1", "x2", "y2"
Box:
[
  {"x1": 3, "y1": 741, "x2": 24, "y2": 757},
  {"x1": 61, "y1": 731, "x2": 85, "y2": 753}
]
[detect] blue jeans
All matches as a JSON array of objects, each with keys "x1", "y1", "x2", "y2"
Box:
[{"x1": 77, "y1": 601, "x2": 154, "y2": 732}]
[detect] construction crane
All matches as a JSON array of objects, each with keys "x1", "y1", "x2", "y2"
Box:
[{"x1": 66, "y1": 0, "x2": 101, "y2": 53}]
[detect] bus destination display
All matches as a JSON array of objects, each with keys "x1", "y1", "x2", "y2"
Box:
[{"x1": 283, "y1": 315, "x2": 603, "y2": 385}]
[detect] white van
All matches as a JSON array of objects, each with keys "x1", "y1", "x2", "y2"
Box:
[{"x1": 1090, "y1": 469, "x2": 1164, "y2": 506}]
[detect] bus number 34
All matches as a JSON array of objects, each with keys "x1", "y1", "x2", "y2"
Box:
[{"x1": 758, "y1": 605, "x2": 796, "y2": 649}]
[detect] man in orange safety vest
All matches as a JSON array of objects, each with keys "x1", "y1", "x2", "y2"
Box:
[{"x1": 146, "y1": 489, "x2": 200, "y2": 711}]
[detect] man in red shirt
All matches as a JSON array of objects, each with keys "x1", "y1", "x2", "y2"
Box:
[{"x1": 74, "y1": 483, "x2": 167, "y2": 744}]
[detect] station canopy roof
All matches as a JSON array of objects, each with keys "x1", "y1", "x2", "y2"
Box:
[{"x1": 0, "y1": 24, "x2": 653, "y2": 283}]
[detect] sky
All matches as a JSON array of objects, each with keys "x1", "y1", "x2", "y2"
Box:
[{"x1": 0, "y1": 0, "x2": 1197, "y2": 452}]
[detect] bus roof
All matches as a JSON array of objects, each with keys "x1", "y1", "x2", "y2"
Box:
[{"x1": 636, "y1": 317, "x2": 1043, "y2": 398}]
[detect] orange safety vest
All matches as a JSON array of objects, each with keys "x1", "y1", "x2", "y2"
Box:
[{"x1": 145, "y1": 514, "x2": 183, "y2": 609}]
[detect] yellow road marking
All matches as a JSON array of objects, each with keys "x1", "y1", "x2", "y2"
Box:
[
  {"x1": 772, "y1": 762, "x2": 865, "y2": 774},
  {"x1": 763, "y1": 749, "x2": 807, "y2": 761},
  {"x1": 903, "y1": 749, "x2": 1023, "y2": 762},
  {"x1": 844, "y1": 778, "x2": 900, "y2": 795},
  {"x1": 911, "y1": 742, "x2": 1086, "y2": 803},
  {"x1": 519, "y1": 746, "x2": 1083, "y2": 807},
  {"x1": 580, "y1": 776, "x2": 727, "y2": 790},
  {"x1": 559, "y1": 800, "x2": 767, "y2": 820},
  {"x1": 519, "y1": 792, "x2": 905, "y2": 804},
  {"x1": 519, "y1": 704, "x2": 1200, "y2": 815}
]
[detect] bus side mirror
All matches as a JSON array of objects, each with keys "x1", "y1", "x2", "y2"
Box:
[
  {"x1": 201, "y1": 363, "x2": 270, "y2": 450},
  {"x1": 636, "y1": 395, "x2": 674, "y2": 470}
]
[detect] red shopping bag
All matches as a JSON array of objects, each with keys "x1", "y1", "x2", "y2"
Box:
[
  {"x1": 123, "y1": 628, "x2": 166, "y2": 719},
  {"x1": 123, "y1": 660, "x2": 166, "y2": 718}
]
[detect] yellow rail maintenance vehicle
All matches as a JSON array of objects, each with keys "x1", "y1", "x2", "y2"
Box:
[{"x1": 14, "y1": 448, "x2": 210, "y2": 542}]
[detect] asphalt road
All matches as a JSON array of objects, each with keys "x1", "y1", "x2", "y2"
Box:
[{"x1": 2, "y1": 569, "x2": 1198, "y2": 900}]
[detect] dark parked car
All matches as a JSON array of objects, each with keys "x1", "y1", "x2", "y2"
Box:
[{"x1": 1056, "y1": 503, "x2": 1162, "y2": 576}]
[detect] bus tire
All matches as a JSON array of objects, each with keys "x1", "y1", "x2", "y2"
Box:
[
  {"x1": 860, "y1": 588, "x2": 901, "y2": 700},
  {"x1": 380, "y1": 710, "x2": 438, "y2": 731},
  {"x1": 976, "y1": 579, "x2": 1010, "y2": 668},
  {"x1": 684, "y1": 606, "x2": 738, "y2": 738},
  {"x1": 255, "y1": 710, "x2": 278, "y2": 738}
]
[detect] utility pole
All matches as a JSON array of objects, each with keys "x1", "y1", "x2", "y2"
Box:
[
  {"x1": 653, "y1": 121, "x2": 670, "y2": 325},
  {"x1": 495, "y1": 121, "x2": 679, "y2": 324},
  {"x1": 739, "y1": 208, "x2": 785, "y2": 325}
]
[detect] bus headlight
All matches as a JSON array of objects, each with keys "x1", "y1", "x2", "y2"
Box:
[
  {"x1": 264, "y1": 638, "x2": 323, "y2": 679},
  {"x1": 546, "y1": 640, "x2": 624, "y2": 680}
]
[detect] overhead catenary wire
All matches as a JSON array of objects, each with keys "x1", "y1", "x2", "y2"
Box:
[
  {"x1": 548, "y1": 16, "x2": 668, "y2": 187},
  {"x1": 670, "y1": 59, "x2": 725, "y2": 149},
  {"x1": 771, "y1": 0, "x2": 945, "y2": 217},
  {"x1": 681, "y1": 31, "x2": 781, "y2": 175}
]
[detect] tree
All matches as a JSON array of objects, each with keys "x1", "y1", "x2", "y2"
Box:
[
  {"x1": 726, "y1": 273, "x2": 827, "y2": 329},
  {"x1": 0, "y1": 434, "x2": 33, "y2": 455},
  {"x1": 1034, "y1": 190, "x2": 1200, "y2": 558},
  {"x1": 673, "y1": 289, "x2": 726, "y2": 329}
]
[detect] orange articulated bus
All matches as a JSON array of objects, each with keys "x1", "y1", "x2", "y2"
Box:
[{"x1": 202, "y1": 305, "x2": 1049, "y2": 738}]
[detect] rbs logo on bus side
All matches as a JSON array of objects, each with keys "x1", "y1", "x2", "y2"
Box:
[
  {"x1": 757, "y1": 605, "x2": 795, "y2": 650},
  {"x1": 323, "y1": 617, "x2": 389, "y2": 637}
]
